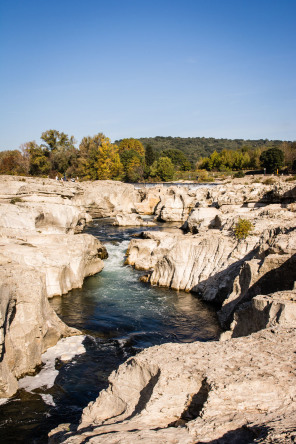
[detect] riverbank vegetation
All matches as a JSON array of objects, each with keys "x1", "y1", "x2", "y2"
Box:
[{"x1": 0, "y1": 131, "x2": 295, "y2": 181}]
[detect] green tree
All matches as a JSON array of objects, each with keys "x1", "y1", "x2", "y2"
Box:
[
  {"x1": 77, "y1": 133, "x2": 106, "y2": 180},
  {"x1": 156, "y1": 156, "x2": 175, "y2": 181},
  {"x1": 120, "y1": 149, "x2": 144, "y2": 182},
  {"x1": 162, "y1": 149, "x2": 191, "y2": 171},
  {"x1": 118, "y1": 138, "x2": 145, "y2": 182},
  {"x1": 40, "y1": 129, "x2": 78, "y2": 176},
  {"x1": 145, "y1": 144, "x2": 156, "y2": 167},
  {"x1": 41, "y1": 129, "x2": 75, "y2": 151},
  {"x1": 260, "y1": 148, "x2": 284, "y2": 173},
  {"x1": 26, "y1": 142, "x2": 51, "y2": 176}
]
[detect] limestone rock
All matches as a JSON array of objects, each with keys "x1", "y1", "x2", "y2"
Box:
[
  {"x1": 154, "y1": 186, "x2": 205, "y2": 222},
  {"x1": 48, "y1": 327, "x2": 296, "y2": 443},
  {"x1": 0, "y1": 233, "x2": 106, "y2": 297},
  {"x1": 219, "y1": 232, "x2": 296, "y2": 331},
  {"x1": 126, "y1": 230, "x2": 259, "y2": 296},
  {"x1": 221, "y1": 291, "x2": 296, "y2": 340},
  {"x1": 113, "y1": 213, "x2": 156, "y2": 227},
  {"x1": 134, "y1": 187, "x2": 164, "y2": 214},
  {"x1": 0, "y1": 264, "x2": 78, "y2": 398},
  {"x1": 182, "y1": 207, "x2": 222, "y2": 233},
  {"x1": 74, "y1": 180, "x2": 139, "y2": 217},
  {"x1": 0, "y1": 176, "x2": 110, "y2": 398},
  {"x1": 0, "y1": 202, "x2": 90, "y2": 236}
]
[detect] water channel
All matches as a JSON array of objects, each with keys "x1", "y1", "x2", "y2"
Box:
[{"x1": 0, "y1": 218, "x2": 221, "y2": 443}]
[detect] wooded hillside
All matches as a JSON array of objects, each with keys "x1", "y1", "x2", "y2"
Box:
[{"x1": 136, "y1": 136, "x2": 285, "y2": 164}]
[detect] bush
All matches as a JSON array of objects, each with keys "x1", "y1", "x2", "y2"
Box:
[
  {"x1": 196, "y1": 169, "x2": 214, "y2": 182},
  {"x1": 10, "y1": 197, "x2": 23, "y2": 204},
  {"x1": 233, "y1": 171, "x2": 245, "y2": 178},
  {"x1": 262, "y1": 178, "x2": 276, "y2": 185},
  {"x1": 233, "y1": 218, "x2": 253, "y2": 240}
]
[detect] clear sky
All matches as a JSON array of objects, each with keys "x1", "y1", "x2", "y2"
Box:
[{"x1": 0, "y1": 0, "x2": 295, "y2": 150}]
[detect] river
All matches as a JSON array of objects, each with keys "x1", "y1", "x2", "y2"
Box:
[{"x1": 0, "y1": 218, "x2": 220, "y2": 443}]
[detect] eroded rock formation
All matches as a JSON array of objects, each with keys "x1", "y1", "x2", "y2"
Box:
[
  {"x1": 2, "y1": 175, "x2": 296, "y2": 442},
  {"x1": 49, "y1": 326, "x2": 296, "y2": 443},
  {"x1": 0, "y1": 175, "x2": 110, "y2": 398},
  {"x1": 0, "y1": 262, "x2": 78, "y2": 397}
]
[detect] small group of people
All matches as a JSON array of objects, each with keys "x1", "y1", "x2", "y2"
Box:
[{"x1": 55, "y1": 175, "x2": 78, "y2": 182}]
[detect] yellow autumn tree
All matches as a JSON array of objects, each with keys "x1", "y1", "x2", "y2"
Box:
[
  {"x1": 118, "y1": 138, "x2": 145, "y2": 156},
  {"x1": 96, "y1": 138, "x2": 124, "y2": 180}
]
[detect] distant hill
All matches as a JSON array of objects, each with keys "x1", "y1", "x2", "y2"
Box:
[{"x1": 136, "y1": 136, "x2": 285, "y2": 165}]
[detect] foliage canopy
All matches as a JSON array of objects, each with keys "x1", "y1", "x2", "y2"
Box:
[{"x1": 260, "y1": 148, "x2": 284, "y2": 173}]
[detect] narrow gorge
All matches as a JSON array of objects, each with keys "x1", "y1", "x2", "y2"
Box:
[{"x1": 0, "y1": 175, "x2": 295, "y2": 443}]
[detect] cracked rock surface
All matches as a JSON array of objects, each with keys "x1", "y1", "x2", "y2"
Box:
[{"x1": 49, "y1": 326, "x2": 296, "y2": 443}]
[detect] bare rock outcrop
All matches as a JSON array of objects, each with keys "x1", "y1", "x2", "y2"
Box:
[
  {"x1": 148, "y1": 181, "x2": 296, "y2": 224},
  {"x1": 113, "y1": 213, "x2": 156, "y2": 227},
  {"x1": 126, "y1": 230, "x2": 260, "y2": 301},
  {"x1": 0, "y1": 175, "x2": 110, "y2": 399},
  {"x1": 134, "y1": 186, "x2": 165, "y2": 214},
  {"x1": 219, "y1": 231, "x2": 296, "y2": 332},
  {"x1": 75, "y1": 180, "x2": 139, "y2": 217},
  {"x1": 0, "y1": 175, "x2": 141, "y2": 219},
  {"x1": 0, "y1": 233, "x2": 106, "y2": 298},
  {"x1": 0, "y1": 263, "x2": 78, "y2": 398},
  {"x1": 48, "y1": 326, "x2": 296, "y2": 443},
  {"x1": 182, "y1": 206, "x2": 222, "y2": 232},
  {"x1": 154, "y1": 186, "x2": 209, "y2": 222},
  {"x1": 221, "y1": 291, "x2": 296, "y2": 340},
  {"x1": 0, "y1": 202, "x2": 90, "y2": 236}
]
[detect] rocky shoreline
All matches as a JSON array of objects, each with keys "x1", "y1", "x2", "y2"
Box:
[{"x1": 0, "y1": 175, "x2": 295, "y2": 442}]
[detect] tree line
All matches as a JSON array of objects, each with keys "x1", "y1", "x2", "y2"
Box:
[
  {"x1": 0, "y1": 130, "x2": 295, "y2": 181},
  {"x1": 0, "y1": 130, "x2": 192, "y2": 182},
  {"x1": 138, "y1": 136, "x2": 285, "y2": 164},
  {"x1": 197, "y1": 142, "x2": 296, "y2": 174}
]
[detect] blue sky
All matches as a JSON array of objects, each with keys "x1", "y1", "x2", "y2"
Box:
[{"x1": 0, "y1": 0, "x2": 295, "y2": 150}]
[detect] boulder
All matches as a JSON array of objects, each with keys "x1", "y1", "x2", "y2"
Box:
[
  {"x1": 113, "y1": 213, "x2": 156, "y2": 227},
  {"x1": 182, "y1": 207, "x2": 222, "y2": 233}
]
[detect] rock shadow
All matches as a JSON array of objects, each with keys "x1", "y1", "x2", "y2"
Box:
[{"x1": 197, "y1": 424, "x2": 268, "y2": 444}]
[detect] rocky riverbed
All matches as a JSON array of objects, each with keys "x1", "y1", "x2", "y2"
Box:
[{"x1": 0, "y1": 175, "x2": 295, "y2": 443}]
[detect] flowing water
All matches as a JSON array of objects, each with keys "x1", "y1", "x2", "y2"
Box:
[{"x1": 0, "y1": 219, "x2": 221, "y2": 443}]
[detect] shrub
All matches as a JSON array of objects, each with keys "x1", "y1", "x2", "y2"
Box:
[
  {"x1": 196, "y1": 170, "x2": 214, "y2": 182},
  {"x1": 233, "y1": 171, "x2": 245, "y2": 178},
  {"x1": 10, "y1": 197, "x2": 23, "y2": 204},
  {"x1": 262, "y1": 178, "x2": 276, "y2": 185},
  {"x1": 233, "y1": 218, "x2": 253, "y2": 240}
]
